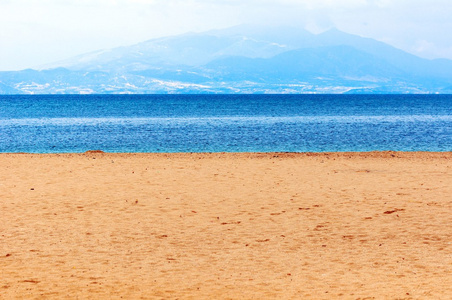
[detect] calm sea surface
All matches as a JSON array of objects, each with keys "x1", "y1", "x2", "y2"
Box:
[{"x1": 0, "y1": 94, "x2": 451, "y2": 153}]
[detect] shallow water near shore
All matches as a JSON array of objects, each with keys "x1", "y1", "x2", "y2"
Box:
[{"x1": 0, "y1": 94, "x2": 451, "y2": 153}]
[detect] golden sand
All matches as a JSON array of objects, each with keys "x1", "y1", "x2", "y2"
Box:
[{"x1": 1, "y1": 152, "x2": 451, "y2": 299}]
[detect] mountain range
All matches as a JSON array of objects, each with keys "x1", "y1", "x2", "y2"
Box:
[{"x1": 1, "y1": 24, "x2": 452, "y2": 94}]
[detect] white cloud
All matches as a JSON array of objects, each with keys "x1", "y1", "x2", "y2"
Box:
[{"x1": 0, "y1": 0, "x2": 451, "y2": 70}]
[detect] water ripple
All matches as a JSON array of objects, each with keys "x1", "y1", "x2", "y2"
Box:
[{"x1": 1, "y1": 115, "x2": 451, "y2": 127}]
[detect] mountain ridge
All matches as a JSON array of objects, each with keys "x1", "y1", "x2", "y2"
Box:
[{"x1": 1, "y1": 25, "x2": 452, "y2": 94}]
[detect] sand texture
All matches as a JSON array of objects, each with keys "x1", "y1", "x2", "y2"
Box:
[{"x1": 1, "y1": 152, "x2": 451, "y2": 299}]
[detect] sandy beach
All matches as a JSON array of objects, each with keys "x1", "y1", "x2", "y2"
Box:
[{"x1": 1, "y1": 151, "x2": 451, "y2": 299}]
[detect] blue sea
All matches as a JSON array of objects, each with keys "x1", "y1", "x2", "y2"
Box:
[{"x1": 0, "y1": 94, "x2": 451, "y2": 153}]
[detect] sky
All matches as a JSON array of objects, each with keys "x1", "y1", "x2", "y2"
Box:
[{"x1": 0, "y1": 0, "x2": 451, "y2": 71}]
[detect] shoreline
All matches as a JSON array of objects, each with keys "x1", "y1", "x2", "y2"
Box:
[
  {"x1": 4, "y1": 150, "x2": 452, "y2": 155},
  {"x1": 1, "y1": 151, "x2": 451, "y2": 298},
  {"x1": 2, "y1": 150, "x2": 451, "y2": 162}
]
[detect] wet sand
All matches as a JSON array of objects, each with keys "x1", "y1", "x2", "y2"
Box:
[{"x1": 1, "y1": 152, "x2": 451, "y2": 299}]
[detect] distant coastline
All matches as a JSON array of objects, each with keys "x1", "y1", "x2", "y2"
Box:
[{"x1": 1, "y1": 25, "x2": 452, "y2": 94}]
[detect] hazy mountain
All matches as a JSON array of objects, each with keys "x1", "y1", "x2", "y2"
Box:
[
  {"x1": 1, "y1": 24, "x2": 452, "y2": 94},
  {"x1": 0, "y1": 81, "x2": 21, "y2": 94},
  {"x1": 314, "y1": 28, "x2": 452, "y2": 80},
  {"x1": 206, "y1": 45, "x2": 408, "y2": 81},
  {"x1": 40, "y1": 25, "x2": 306, "y2": 72}
]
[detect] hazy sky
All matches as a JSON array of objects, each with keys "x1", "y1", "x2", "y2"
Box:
[{"x1": 1, "y1": 0, "x2": 451, "y2": 71}]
